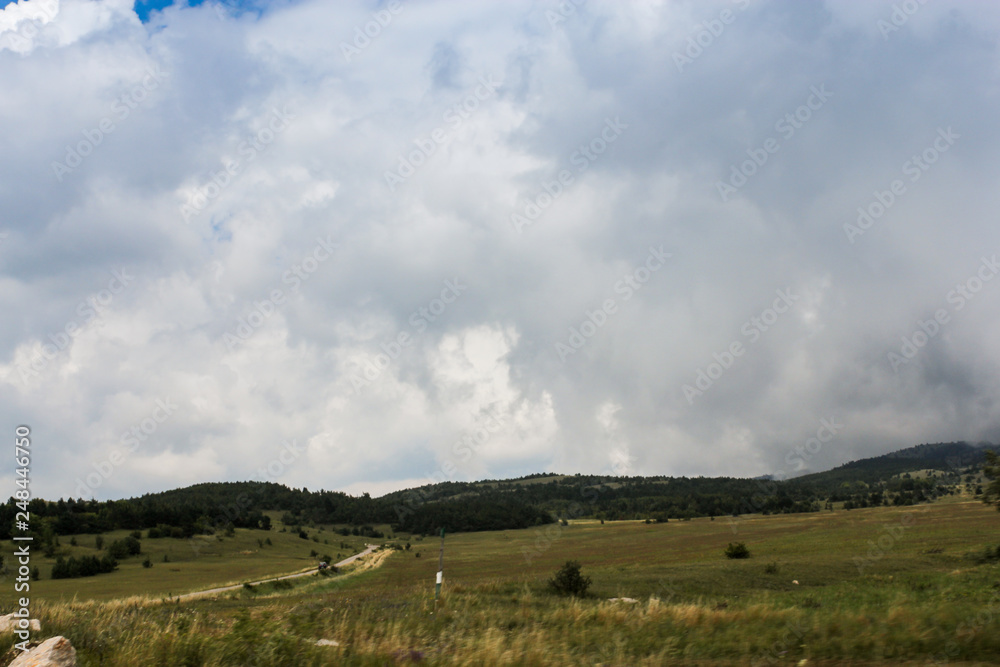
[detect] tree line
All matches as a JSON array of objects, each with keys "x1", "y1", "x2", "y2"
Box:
[{"x1": 1, "y1": 442, "x2": 992, "y2": 540}]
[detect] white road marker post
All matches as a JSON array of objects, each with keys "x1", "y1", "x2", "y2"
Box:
[{"x1": 434, "y1": 527, "x2": 445, "y2": 608}]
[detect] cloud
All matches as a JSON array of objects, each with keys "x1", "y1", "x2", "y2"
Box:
[{"x1": 2, "y1": 0, "x2": 1000, "y2": 500}]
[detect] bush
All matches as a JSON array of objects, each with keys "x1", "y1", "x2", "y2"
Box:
[
  {"x1": 725, "y1": 542, "x2": 751, "y2": 559},
  {"x1": 51, "y1": 554, "x2": 118, "y2": 579},
  {"x1": 971, "y1": 544, "x2": 1000, "y2": 564},
  {"x1": 547, "y1": 560, "x2": 592, "y2": 597},
  {"x1": 764, "y1": 561, "x2": 779, "y2": 574},
  {"x1": 142, "y1": 556, "x2": 153, "y2": 569},
  {"x1": 108, "y1": 535, "x2": 142, "y2": 559}
]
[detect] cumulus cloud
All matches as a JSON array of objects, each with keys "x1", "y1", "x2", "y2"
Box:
[{"x1": 2, "y1": 0, "x2": 1000, "y2": 500}]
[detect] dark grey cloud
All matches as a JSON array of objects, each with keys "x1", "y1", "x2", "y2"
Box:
[{"x1": 1, "y1": 0, "x2": 999, "y2": 500}]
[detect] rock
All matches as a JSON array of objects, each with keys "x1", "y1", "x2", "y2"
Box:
[
  {"x1": 9, "y1": 636, "x2": 77, "y2": 667},
  {"x1": 0, "y1": 614, "x2": 41, "y2": 632}
]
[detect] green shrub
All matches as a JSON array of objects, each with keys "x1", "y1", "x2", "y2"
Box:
[
  {"x1": 971, "y1": 544, "x2": 1000, "y2": 564},
  {"x1": 108, "y1": 535, "x2": 142, "y2": 559},
  {"x1": 51, "y1": 554, "x2": 118, "y2": 579},
  {"x1": 725, "y1": 542, "x2": 751, "y2": 559},
  {"x1": 764, "y1": 561, "x2": 779, "y2": 574},
  {"x1": 547, "y1": 560, "x2": 592, "y2": 597}
]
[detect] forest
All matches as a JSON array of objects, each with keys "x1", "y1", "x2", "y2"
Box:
[{"x1": 1, "y1": 441, "x2": 991, "y2": 543}]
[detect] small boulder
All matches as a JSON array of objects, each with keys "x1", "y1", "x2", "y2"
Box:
[
  {"x1": 0, "y1": 614, "x2": 41, "y2": 632},
  {"x1": 315, "y1": 638, "x2": 340, "y2": 647},
  {"x1": 9, "y1": 636, "x2": 77, "y2": 667}
]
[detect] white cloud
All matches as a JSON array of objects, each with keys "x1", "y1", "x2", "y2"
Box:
[{"x1": 2, "y1": 0, "x2": 1000, "y2": 500}]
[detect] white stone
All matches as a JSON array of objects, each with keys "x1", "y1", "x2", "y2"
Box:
[{"x1": 9, "y1": 636, "x2": 77, "y2": 667}]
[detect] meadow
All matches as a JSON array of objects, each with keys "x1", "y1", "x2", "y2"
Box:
[{"x1": 2, "y1": 498, "x2": 999, "y2": 665}]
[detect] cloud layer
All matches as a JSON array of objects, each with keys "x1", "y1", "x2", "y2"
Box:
[{"x1": 2, "y1": 0, "x2": 1000, "y2": 500}]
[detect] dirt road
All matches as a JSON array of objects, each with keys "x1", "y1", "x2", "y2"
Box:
[{"x1": 171, "y1": 543, "x2": 380, "y2": 601}]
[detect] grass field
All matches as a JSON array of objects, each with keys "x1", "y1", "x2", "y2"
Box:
[
  {"x1": 2, "y1": 499, "x2": 999, "y2": 665},
  {"x1": 0, "y1": 522, "x2": 377, "y2": 602}
]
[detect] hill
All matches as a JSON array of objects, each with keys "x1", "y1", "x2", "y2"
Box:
[{"x1": 3, "y1": 441, "x2": 994, "y2": 542}]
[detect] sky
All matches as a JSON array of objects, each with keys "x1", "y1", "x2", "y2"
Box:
[{"x1": 2, "y1": 0, "x2": 1000, "y2": 502}]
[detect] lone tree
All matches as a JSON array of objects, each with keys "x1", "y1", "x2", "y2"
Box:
[
  {"x1": 983, "y1": 450, "x2": 1000, "y2": 511},
  {"x1": 548, "y1": 560, "x2": 592, "y2": 597}
]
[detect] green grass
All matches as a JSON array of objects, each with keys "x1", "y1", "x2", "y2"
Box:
[
  {"x1": 0, "y1": 523, "x2": 374, "y2": 602},
  {"x1": 2, "y1": 499, "x2": 999, "y2": 665}
]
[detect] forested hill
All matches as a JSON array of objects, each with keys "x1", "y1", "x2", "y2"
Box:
[
  {"x1": 794, "y1": 441, "x2": 988, "y2": 490},
  {"x1": 2, "y1": 441, "x2": 993, "y2": 540}
]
